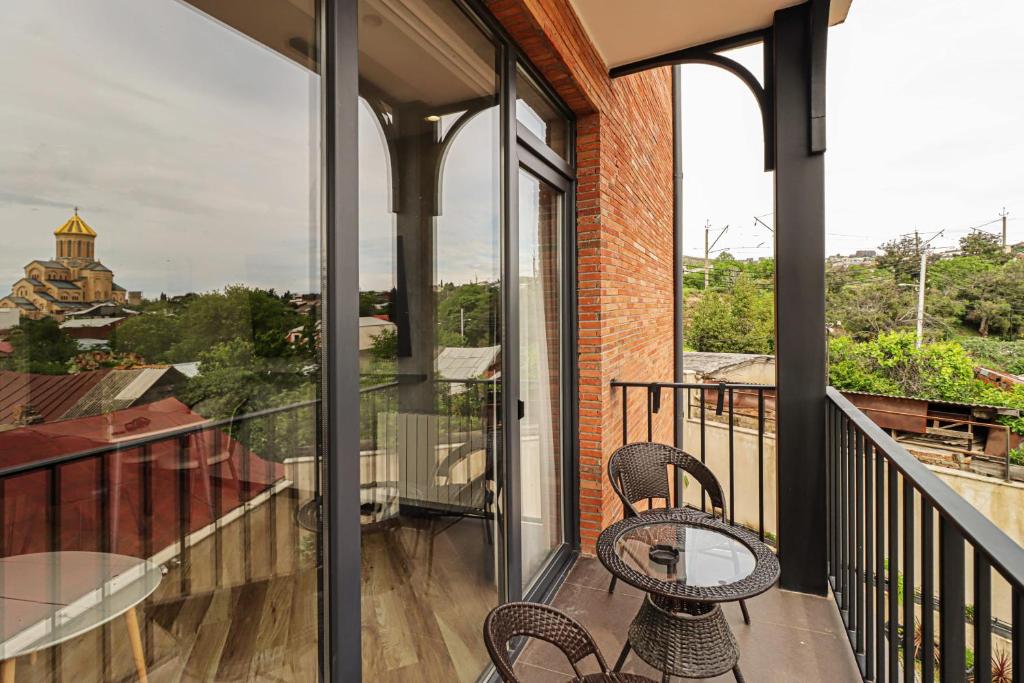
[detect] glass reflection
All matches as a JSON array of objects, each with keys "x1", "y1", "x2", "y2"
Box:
[
  {"x1": 358, "y1": 0, "x2": 502, "y2": 680},
  {"x1": 0, "y1": 0, "x2": 324, "y2": 680}
]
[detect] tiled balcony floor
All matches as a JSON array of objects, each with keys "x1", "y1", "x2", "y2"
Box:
[{"x1": 517, "y1": 557, "x2": 861, "y2": 683}]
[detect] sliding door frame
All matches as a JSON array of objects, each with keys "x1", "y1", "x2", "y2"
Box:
[{"x1": 330, "y1": 0, "x2": 578, "y2": 679}]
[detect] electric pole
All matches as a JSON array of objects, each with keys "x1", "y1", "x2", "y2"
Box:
[
  {"x1": 703, "y1": 221, "x2": 729, "y2": 290},
  {"x1": 1002, "y1": 207, "x2": 1010, "y2": 253},
  {"x1": 915, "y1": 230, "x2": 944, "y2": 348}
]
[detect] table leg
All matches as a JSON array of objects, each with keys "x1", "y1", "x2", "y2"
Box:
[
  {"x1": 1, "y1": 659, "x2": 14, "y2": 683},
  {"x1": 613, "y1": 642, "x2": 631, "y2": 672},
  {"x1": 124, "y1": 607, "x2": 148, "y2": 683}
]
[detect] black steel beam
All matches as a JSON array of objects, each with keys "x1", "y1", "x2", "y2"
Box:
[
  {"x1": 609, "y1": 28, "x2": 767, "y2": 79},
  {"x1": 673, "y1": 64, "x2": 685, "y2": 466},
  {"x1": 325, "y1": 0, "x2": 361, "y2": 679},
  {"x1": 773, "y1": 2, "x2": 828, "y2": 595}
]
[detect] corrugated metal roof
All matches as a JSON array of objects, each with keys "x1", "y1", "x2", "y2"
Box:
[
  {"x1": 0, "y1": 369, "x2": 111, "y2": 425},
  {"x1": 61, "y1": 367, "x2": 181, "y2": 419},
  {"x1": 842, "y1": 389, "x2": 1021, "y2": 414},
  {"x1": 60, "y1": 316, "x2": 124, "y2": 329},
  {"x1": 436, "y1": 345, "x2": 500, "y2": 381}
]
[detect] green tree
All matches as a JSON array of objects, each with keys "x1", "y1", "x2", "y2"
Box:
[
  {"x1": 436, "y1": 282, "x2": 499, "y2": 348},
  {"x1": 877, "y1": 235, "x2": 922, "y2": 284},
  {"x1": 688, "y1": 274, "x2": 774, "y2": 353},
  {"x1": 111, "y1": 313, "x2": 180, "y2": 362},
  {"x1": 180, "y1": 338, "x2": 305, "y2": 419},
  {"x1": 959, "y1": 231, "x2": 1008, "y2": 263},
  {"x1": 169, "y1": 286, "x2": 303, "y2": 361},
  {"x1": 1, "y1": 318, "x2": 79, "y2": 374}
]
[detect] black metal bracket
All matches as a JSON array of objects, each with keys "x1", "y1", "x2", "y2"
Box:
[{"x1": 609, "y1": 29, "x2": 775, "y2": 171}]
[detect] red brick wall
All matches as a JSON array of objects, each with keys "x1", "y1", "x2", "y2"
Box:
[{"x1": 487, "y1": 0, "x2": 676, "y2": 554}]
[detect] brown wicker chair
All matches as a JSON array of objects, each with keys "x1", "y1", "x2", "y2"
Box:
[
  {"x1": 483, "y1": 602, "x2": 656, "y2": 682},
  {"x1": 606, "y1": 442, "x2": 751, "y2": 625}
]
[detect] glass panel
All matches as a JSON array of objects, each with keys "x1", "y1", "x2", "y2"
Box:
[
  {"x1": 518, "y1": 169, "x2": 564, "y2": 589},
  {"x1": 516, "y1": 66, "x2": 570, "y2": 161},
  {"x1": 358, "y1": 0, "x2": 502, "y2": 679},
  {"x1": 0, "y1": 1, "x2": 324, "y2": 681}
]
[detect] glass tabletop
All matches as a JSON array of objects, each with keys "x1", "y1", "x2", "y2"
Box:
[
  {"x1": 0, "y1": 552, "x2": 163, "y2": 659},
  {"x1": 613, "y1": 520, "x2": 756, "y2": 588}
]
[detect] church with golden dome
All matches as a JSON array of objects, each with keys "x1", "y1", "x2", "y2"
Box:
[{"x1": 0, "y1": 210, "x2": 139, "y2": 320}]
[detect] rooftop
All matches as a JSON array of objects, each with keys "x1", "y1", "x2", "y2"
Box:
[{"x1": 53, "y1": 209, "x2": 97, "y2": 236}]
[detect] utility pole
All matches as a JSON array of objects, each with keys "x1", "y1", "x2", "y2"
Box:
[
  {"x1": 1002, "y1": 207, "x2": 1010, "y2": 253},
  {"x1": 703, "y1": 221, "x2": 728, "y2": 290},
  {"x1": 916, "y1": 246, "x2": 927, "y2": 349},
  {"x1": 915, "y1": 230, "x2": 944, "y2": 348},
  {"x1": 704, "y1": 220, "x2": 710, "y2": 290}
]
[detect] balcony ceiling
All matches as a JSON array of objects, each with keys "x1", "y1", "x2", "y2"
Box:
[{"x1": 569, "y1": 0, "x2": 854, "y2": 70}]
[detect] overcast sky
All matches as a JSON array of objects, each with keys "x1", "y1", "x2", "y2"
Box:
[
  {"x1": 0, "y1": 0, "x2": 321, "y2": 297},
  {"x1": 681, "y1": 0, "x2": 1024, "y2": 261},
  {"x1": 3, "y1": 0, "x2": 1022, "y2": 298}
]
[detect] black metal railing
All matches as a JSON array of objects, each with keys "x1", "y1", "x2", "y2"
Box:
[
  {"x1": 827, "y1": 386, "x2": 1024, "y2": 682},
  {"x1": 0, "y1": 399, "x2": 318, "y2": 565},
  {"x1": 610, "y1": 380, "x2": 776, "y2": 543}
]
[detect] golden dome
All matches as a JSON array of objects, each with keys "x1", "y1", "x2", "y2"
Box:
[{"x1": 54, "y1": 209, "x2": 96, "y2": 237}]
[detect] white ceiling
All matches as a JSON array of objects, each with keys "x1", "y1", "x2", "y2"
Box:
[{"x1": 568, "y1": 0, "x2": 854, "y2": 70}]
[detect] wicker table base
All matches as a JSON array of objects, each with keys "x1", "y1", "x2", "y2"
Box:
[{"x1": 614, "y1": 595, "x2": 743, "y2": 683}]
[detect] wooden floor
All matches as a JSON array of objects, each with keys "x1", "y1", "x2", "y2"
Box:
[
  {"x1": 360, "y1": 513, "x2": 499, "y2": 683},
  {"x1": 517, "y1": 557, "x2": 862, "y2": 683},
  {"x1": 7, "y1": 489, "x2": 321, "y2": 683}
]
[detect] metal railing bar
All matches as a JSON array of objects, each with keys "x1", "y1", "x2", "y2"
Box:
[
  {"x1": 921, "y1": 500, "x2": 935, "y2": 683},
  {"x1": 829, "y1": 386, "x2": 1024, "y2": 589},
  {"x1": 939, "y1": 517, "x2": 966, "y2": 681},
  {"x1": 0, "y1": 399, "x2": 319, "y2": 479}
]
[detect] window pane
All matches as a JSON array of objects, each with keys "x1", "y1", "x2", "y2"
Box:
[
  {"x1": 0, "y1": 1, "x2": 324, "y2": 680},
  {"x1": 516, "y1": 66, "x2": 570, "y2": 161},
  {"x1": 358, "y1": 0, "x2": 502, "y2": 680},
  {"x1": 518, "y1": 169, "x2": 564, "y2": 589}
]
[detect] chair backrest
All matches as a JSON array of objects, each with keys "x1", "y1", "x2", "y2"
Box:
[
  {"x1": 608, "y1": 442, "x2": 726, "y2": 518},
  {"x1": 483, "y1": 602, "x2": 608, "y2": 682}
]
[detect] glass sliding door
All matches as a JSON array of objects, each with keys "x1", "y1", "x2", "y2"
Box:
[
  {"x1": 517, "y1": 168, "x2": 567, "y2": 591},
  {"x1": 0, "y1": 1, "x2": 325, "y2": 680},
  {"x1": 357, "y1": 1, "x2": 502, "y2": 680}
]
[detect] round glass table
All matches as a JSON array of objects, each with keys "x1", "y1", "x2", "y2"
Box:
[
  {"x1": 0, "y1": 552, "x2": 163, "y2": 683},
  {"x1": 597, "y1": 510, "x2": 779, "y2": 682}
]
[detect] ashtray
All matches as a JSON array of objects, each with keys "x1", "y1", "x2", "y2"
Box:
[{"x1": 648, "y1": 543, "x2": 680, "y2": 566}]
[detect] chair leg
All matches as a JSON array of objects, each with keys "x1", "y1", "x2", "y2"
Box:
[
  {"x1": 739, "y1": 599, "x2": 751, "y2": 625},
  {"x1": 732, "y1": 664, "x2": 745, "y2": 682},
  {"x1": 613, "y1": 642, "x2": 630, "y2": 671},
  {"x1": 607, "y1": 574, "x2": 618, "y2": 594},
  {"x1": 661, "y1": 674, "x2": 670, "y2": 683}
]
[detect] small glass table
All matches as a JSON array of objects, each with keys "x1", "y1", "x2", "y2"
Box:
[
  {"x1": 597, "y1": 510, "x2": 779, "y2": 682},
  {"x1": 0, "y1": 552, "x2": 163, "y2": 683}
]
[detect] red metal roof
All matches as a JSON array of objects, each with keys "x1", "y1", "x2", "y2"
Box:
[{"x1": 0, "y1": 369, "x2": 112, "y2": 425}]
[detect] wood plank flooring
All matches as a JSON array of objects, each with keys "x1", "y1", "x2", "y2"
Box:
[
  {"x1": 5, "y1": 490, "x2": 498, "y2": 681},
  {"x1": 6, "y1": 489, "x2": 320, "y2": 683},
  {"x1": 360, "y1": 514, "x2": 498, "y2": 683}
]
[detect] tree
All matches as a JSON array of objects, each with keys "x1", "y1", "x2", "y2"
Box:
[
  {"x1": 877, "y1": 235, "x2": 922, "y2": 284},
  {"x1": 180, "y1": 338, "x2": 304, "y2": 419},
  {"x1": 688, "y1": 274, "x2": 774, "y2": 353},
  {"x1": 827, "y1": 279, "x2": 916, "y2": 340},
  {"x1": 436, "y1": 282, "x2": 499, "y2": 348},
  {"x1": 169, "y1": 286, "x2": 303, "y2": 361},
  {"x1": 1, "y1": 318, "x2": 79, "y2": 374},
  {"x1": 959, "y1": 231, "x2": 1008, "y2": 263},
  {"x1": 111, "y1": 313, "x2": 180, "y2": 362}
]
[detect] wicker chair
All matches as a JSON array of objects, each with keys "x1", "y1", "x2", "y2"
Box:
[
  {"x1": 483, "y1": 602, "x2": 657, "y2": 682},
  {"x1": 606, "y1": 442, "x2": 751, "y2": 625}
]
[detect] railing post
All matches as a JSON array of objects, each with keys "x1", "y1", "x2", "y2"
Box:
[{"x1": 939, "y1": 517, "x2": 966, "y2": 681}]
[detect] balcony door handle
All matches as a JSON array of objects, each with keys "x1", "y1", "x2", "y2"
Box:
[{"x1": 517, "y1": 400, "x2": 525, "y2": 420}]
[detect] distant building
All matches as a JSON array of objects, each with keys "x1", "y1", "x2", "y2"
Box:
[{"x1": 0, "y1": 210, "x2": 141, "y2": 321}]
